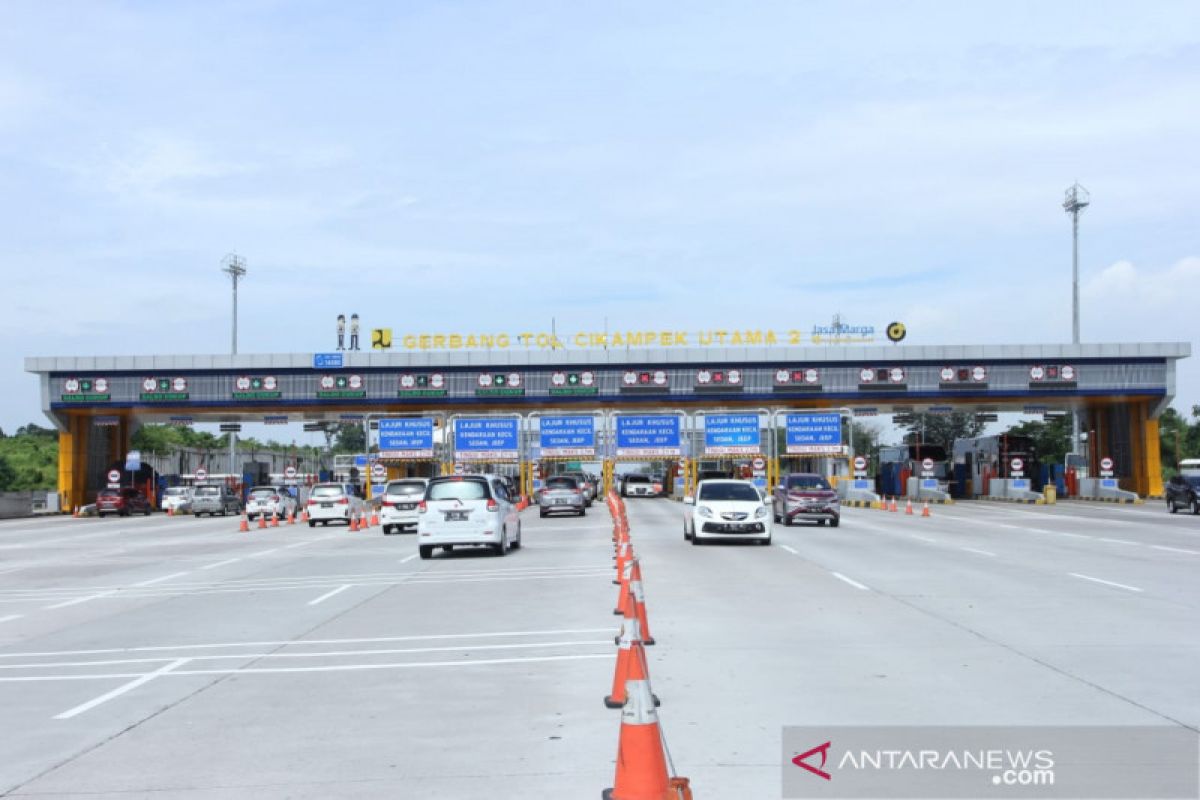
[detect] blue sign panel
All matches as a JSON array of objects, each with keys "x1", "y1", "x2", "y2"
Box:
[
  {"x1": 313, "y1": 353, "x2": 344, "y2": 369},
  {"x1": 703, "y1": 413, "x2": 760, "y2": 455},
  {"x1": 615, "y1": 415, "x2": 681, "y2": 456},
  {"x1": 455, "y1": 417, "x2": 519, "y2": 461},
  {"x1": 921, "y1": 478, "x2": 940, "y2": 490},
  {"x1": 785, "y1": 413, "x2": 842, "y2": 454},
  {"x1": 1011, "y1": 479, "x2": 1029, "y2": 490},
  {"x1": 1100, "y1": 478, "x2": 1118, "y2": 489},
  {"x1": 540, "y1": 415, "x2": 596, "y2": 456},
  {"x1": 378, "y1": 417, "x2": 435, "y2": 458}
]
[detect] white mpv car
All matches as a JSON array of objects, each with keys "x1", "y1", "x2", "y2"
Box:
[
  {"x1": 380, "y1": 478, "x2": 428, "y2": 534},
  {"x1": 417, "y1": 474, "x2": 521, "y2": 559},
  {"x1": 306, "y1": 483, "x2": 366, "y2": 527},
  {"x1": 683, "y1": 479, "x2": 773, "y2": 545}
]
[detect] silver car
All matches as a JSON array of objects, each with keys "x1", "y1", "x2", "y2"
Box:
[
  {"x1": 161, "y1": 486, "x2": 193, "y2": 514},
  {"x1": 539, "y1": 476, "x2": 586, "y2": 517},
  {"x1": 191, "y1": 486, "x2": 242, "y2": 517}
]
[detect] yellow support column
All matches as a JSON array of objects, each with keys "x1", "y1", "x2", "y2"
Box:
[
  {"x1": 58, "y1": 416, "x2": 88, "y2": 512},
  {"x1": 1136, "y1": 402, "x2": 1164, "y2": 498}
]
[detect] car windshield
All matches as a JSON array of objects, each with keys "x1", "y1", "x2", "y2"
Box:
[
  {"x1": 787, "y1": 476, "x2": 831, "y2": 491},
  {"x1": 99, "y1": 489, "x2": 119, "y2": 497},
  {"x1": 386, "y1": 482, "x2": 426, "y2": 496},
  {"x1": 311, "y1": 486, "x2": 343, "y2": 498},
  {"x1": 249, "y1": 489, "x2": 277, "y2": 498},
  {"x1": 195, "y1": 487, "x2": 220, "y2": 496},
  {"x1": 164, "y1": 488, "x2": 189, "y2": 496},
  {"x1": 699, "y1": 483, "x2": 761, "y2": 502},
  {"x1": 427, "y1": 479, "x2": 488, "y2": 501},
  {"x1": 625, "y1": 475, "x2": 650, "y2": 484},
  {"x1": 545, "y1": 478, "x2": 577, "y2": 490}
]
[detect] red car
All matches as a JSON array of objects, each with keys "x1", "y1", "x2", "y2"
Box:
[{"x1": 96, "y1": 488, "x2": 153, "y2": 517}]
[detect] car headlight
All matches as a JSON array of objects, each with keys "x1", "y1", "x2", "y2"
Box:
[
  {"x1": 755, "y1": 505, "x2": 769, "y2": 519},
  {"x1": 697, "y1": 506, "x2": 714, "y2": 518}
]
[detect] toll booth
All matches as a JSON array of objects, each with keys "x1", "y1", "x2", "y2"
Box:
[
  {"x1": 772, "y1": 410, "x2": 847, "y2": 490},
  {"x1": 951, "y1": 435, "x2": 1038, "y2": 498},
  {"x1": 695, "y1": 411, "x2": 771, "y2": 495},
  {"x1": 528, "y1": 412, "x2": 604, "y2": 502},
  {"x1": 879, "y1": 444, "x2": 950, "y2": 498},
  {"x1": 446, "y1": 414, "x2": 523, "y2": 498},
  {"x1": 370, "y1": 414, "x2": 446, "y2": 497},
  {"x1": 608, "y1": 412, "x2": 691, "y2": 498}
]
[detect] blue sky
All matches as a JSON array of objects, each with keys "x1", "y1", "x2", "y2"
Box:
[{"x1": 2, "y1": 1, "x2": 1199, "y2": 434}]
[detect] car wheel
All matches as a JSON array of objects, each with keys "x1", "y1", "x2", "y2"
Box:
[
  {"x1": 1193, "y1": 501, "x2": 1200, "y2": 516},
  {"x1": 784, "y1": 514, "x2": 793, "y2": 527},
  {"x1": 1169, "y1": 499, "x2": 1178, "y2": 514},
  {"x1": 321, "y1": 520, "x2": 329, "y2": 526},
  {"x1": 510, "y1": 527, "x2": 522, "y2": 550},
  {"x1": 539, "y1": 509, "x2": 547, "y2": 518},
  {"x1": 579, "y1": 508, "x2": 586, "y2": 517},
  {"x1": 760, "y1": 536, "x2": 772, "y2": 546},
  {"x1": 308, "y1": 521, "x2": 316, "y2": 528},
  {"x1": 691, "y1": 531, "x2": 703, "y2": 546},
  {"x1": 494, "y1": 531, "x2": 508, "y2": 556},
  {"x1": 418, "y1": 545, "x2": 433, "y2": 559},
  {"x1": 817, "y1": 519, "x2": 826, "y2": 526},
  {"x1": 830, "y1": 517, "x2": 840, "y2": 528},
  {"x1": 683, "y1": 521, "x2": 692, "y2": 540}
]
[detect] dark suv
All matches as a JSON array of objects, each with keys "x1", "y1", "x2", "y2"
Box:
[
  {"x1": 96, "y1": 488, "x2": 153, "y2": 517},
  {"x1": 1165, "y1": 474, "x2": 1200, "y2": 514}
]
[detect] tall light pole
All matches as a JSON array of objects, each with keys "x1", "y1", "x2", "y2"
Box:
[
  {"x1": 1062, "y1": 183, "x2": 1090, "y2": 460},
  {"x1": 221, "y1": 252, "x2": 247, "y2": 355},
  {"x1": 220, "y1": 252, "x2": 247, "y2": 478}
]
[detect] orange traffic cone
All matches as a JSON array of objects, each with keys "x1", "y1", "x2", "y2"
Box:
[
  {"x1": 287, "y1": 509, "x2": 295, "y2": 525},
  {"x1": 605, "y1": 617, "x2": 658, "y2": 709},
  {"x1": 370, "y1": 510, "x2": 380, "y2": 527},
  {"x1": 167, "y1": 506, "x2": 174, "y2": 517},
  {"x1": 905, "y1": 499, "x2": 913, "y2": 516},
  {"x1": 879, "y1": 497, "x2": 888, "y2": 512},
  {"x1": 257, "y1": 513, "x2": 267, "y2": 530},
  {"x1": 270, "y1": 511, "x2": 280, "y2": 527},
  {"x1": 614, "y1": 541, "x2": 632, "y2": 585},
  {"x1": 631, "y1": 578, "x2": 655, "y2": 646},
  {"x1": 921, "y1": 501, "x2": 931, "y2": 518},
  {"x1": 301, "y1": 507, "x2": 309, "y2": 522},
  {"x1": 889, "y1": 496, "x2": 898, "y2": 513},
  {"x1": 72, "y1": 505, "x2": 80, "y2": 518},
  {"x1": 614, "y1": 558, "x2": 637, "y2": 615},
  {"x1": 238, "y1": 512, "x2": 250, "y2": 533},
  {"x1": 603, "y1": 680, "x2": 690, "y2": 800},
  {"x1": 349, "y1": 513, "x2": 359, "y2": 532}
]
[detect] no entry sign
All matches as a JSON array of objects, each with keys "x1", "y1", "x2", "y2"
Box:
[
  {"x1": 195, "y1": 468, "x2": 207, "y2": 481},
  {"x1": 285, "y1": 466, "x2": 297, "y2": 480},
  {"x1": 853, "y1": 456, "x2": 867, "y2": 474},
  {"x1": 107, "y1": 469, "x2": 121, "y2": 484}
]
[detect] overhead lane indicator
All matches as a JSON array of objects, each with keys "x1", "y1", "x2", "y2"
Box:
[
  {"x1": 140, "y1": 377, "x2": 189, "y2": 401},
  {"x1": 378, "y1": 417, "x2": 436, "y2": 460},
  {"x1": 317, "y1": 374, "x2": 366, "y2": 399},
  {"x1": 540, "y1": 415, "x2": 596, "y2": 457},
  {"x1": 475, "y1": 373, "x2": 524, "y2": 397},
  {"x1": 398, "y1": 373, "x2": 447, "y2": 398},
  {"x1": 233, "y1": 375, "x2": 281, "y2": 400},
  {"x1": 549, "y1": 371, "x2": 597, "y2": 396},
  {"x1": 703, "y1": 413, "x2": 760, "y2": 455}
]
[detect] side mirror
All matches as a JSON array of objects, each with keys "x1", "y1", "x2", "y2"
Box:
[{"x1": 683, "y1": 496, "x2": 695, "y2": 505}]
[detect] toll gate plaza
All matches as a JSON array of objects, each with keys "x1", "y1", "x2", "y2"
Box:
[{"x1": 4, "y1": 340, "x2": 1197, "y2": 798}]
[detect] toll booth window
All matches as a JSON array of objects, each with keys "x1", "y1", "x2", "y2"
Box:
[
  {"x1": 786, "y1": 476, "x2": 831, "y2": 491},
  {"x1": 428, "y1": 480, "x2": 488, "y2": 501},
  {"x1": 698, "y1": 483, "x2": 760, "y2": 502}
]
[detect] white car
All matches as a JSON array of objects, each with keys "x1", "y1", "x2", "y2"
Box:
[
  {"x1": 306, "y1": 483, "x2": 366, "y2": 527},
  {"x1": 245, "y1": 486, "x2": 299, "y2": 520},
  {"x1": 380, "y1": 478, "x2": 428, "y2": 534},
  {"x1": 683, "y1": 479, "x2": 772, "y2": 546},
  {"x1": 161, "y1": 486, "x2": 193, "y2": 514},
  {"x1": 621, "y1": 474, "x2": 661, "y2": 497},
  {"x1": 417, "y1": 474, "x2": 521, "y2": 559}
]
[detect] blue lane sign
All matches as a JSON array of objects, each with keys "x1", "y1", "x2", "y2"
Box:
[
  {"x1": 785, "y1": 412, "x2": 842, "y2": 455},
  {"x1": 540, "y1": 415, "x2": 595, "y2": 457},
  {"x1": 124, "y1": 450, "x2": 142, "y2": 471},
  {"x1": 703, "y1": 413, "x2": 760, "y2": 455},
  {"x1": 313, "y1": 353, "x2": 344, "y2": 369},
  {"x1": 454, "y1": 417, "x2": 519, "y2": 461},
  {"x1": 378, "y1": 417, "x2": 435, "y2": 458},
  {"x1": 615, "y1": 415, "x2": 681, "y2": 457}
]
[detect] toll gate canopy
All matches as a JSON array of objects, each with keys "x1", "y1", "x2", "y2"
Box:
[{"x1": 27, "y1": 342, "x2": 1189, "y2": 507}]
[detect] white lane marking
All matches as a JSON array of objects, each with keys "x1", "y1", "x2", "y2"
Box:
[
  {"x1": 1151, "y1": 545, "x2": 1200, "y2": 555},
  {"x1": 399, "y1": 553, "x2": 418, "y2": 563},
  {"x1": 961, "y1": 547, "x2": 997, "y2": 557},
  {"x1": 0, "y1": 628, "x2": 617, "y2": 659},
  {"x1": 780, "y1": 544, "x2": 799, "y2": 555},
  {"x1": 17, "y1": 653, "x2": 612, "y2": 684},
  {"x1": 830, "y1": 571, "x2": 869, "y2": 591},
  {"x1": 283, "y1": 541, "x2": 312, "y2": 549},
  {"x1": 132, "y1": 571, "x2": 191, "y2": 587},
  {"x1": 0, "y1": 640, "x2": 615, "y2": 670},
  {"x1": 1056, "y1": 532, "x2": 1091, "y2": 539},
  {"x1": 53, "y1": 658, "x2": 191, "y2": 719},
  {"x1": 0, "y1": 614, "x2": 23, "y2": 624},
  {"x1": 307, "y1": 585, "x2": 353, "y2": 606},
  {"x1": 248, "y1": 548, "x2": 280, "y2": 558},
  {"x1": 1097, "y1": 537, "x2": 1138, "y2": 545},
  {"x1": 44, "y1": 591, "x2": 116, "y2": 610},
  {"x1": 199, "y1": 557, "x2": 243, "y2": 571},
  {"x1": 911, "y1": 535, "x2": 936, "y2": 543},
  {"x1": 1068, "y1": 573, "x2": 1143, "y2": 593}
]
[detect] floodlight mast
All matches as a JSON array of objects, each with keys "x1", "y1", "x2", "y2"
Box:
[
  {"x1": 1062, "y1": 183, "x2": 1090, "y2": 463},
  {"x1": 221, "y1": 252, "x2": 247, "y2": 355}
]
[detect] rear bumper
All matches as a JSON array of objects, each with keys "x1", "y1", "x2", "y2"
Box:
[
  {"x1": 308, "y1": 507, "x2": 352, "y2": 521},
  {"x1": 380, "y1": 507, "x2": 420, "y2": 526},
  {"x1": 417, "y1": 526, "x2": 501, "y2": 546}
]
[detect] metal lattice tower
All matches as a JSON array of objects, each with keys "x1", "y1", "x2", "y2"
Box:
[{"x1": 220, "y1": 252, "x2": 247, "y2": 355}]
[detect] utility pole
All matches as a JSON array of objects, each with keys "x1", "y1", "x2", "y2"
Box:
[
  {"x1": 1062, "y1": 184, "x2": 1090, "y2": 462},
  {"x1": 221, "y1": 252, "x2": 247, "y2": 478}
]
